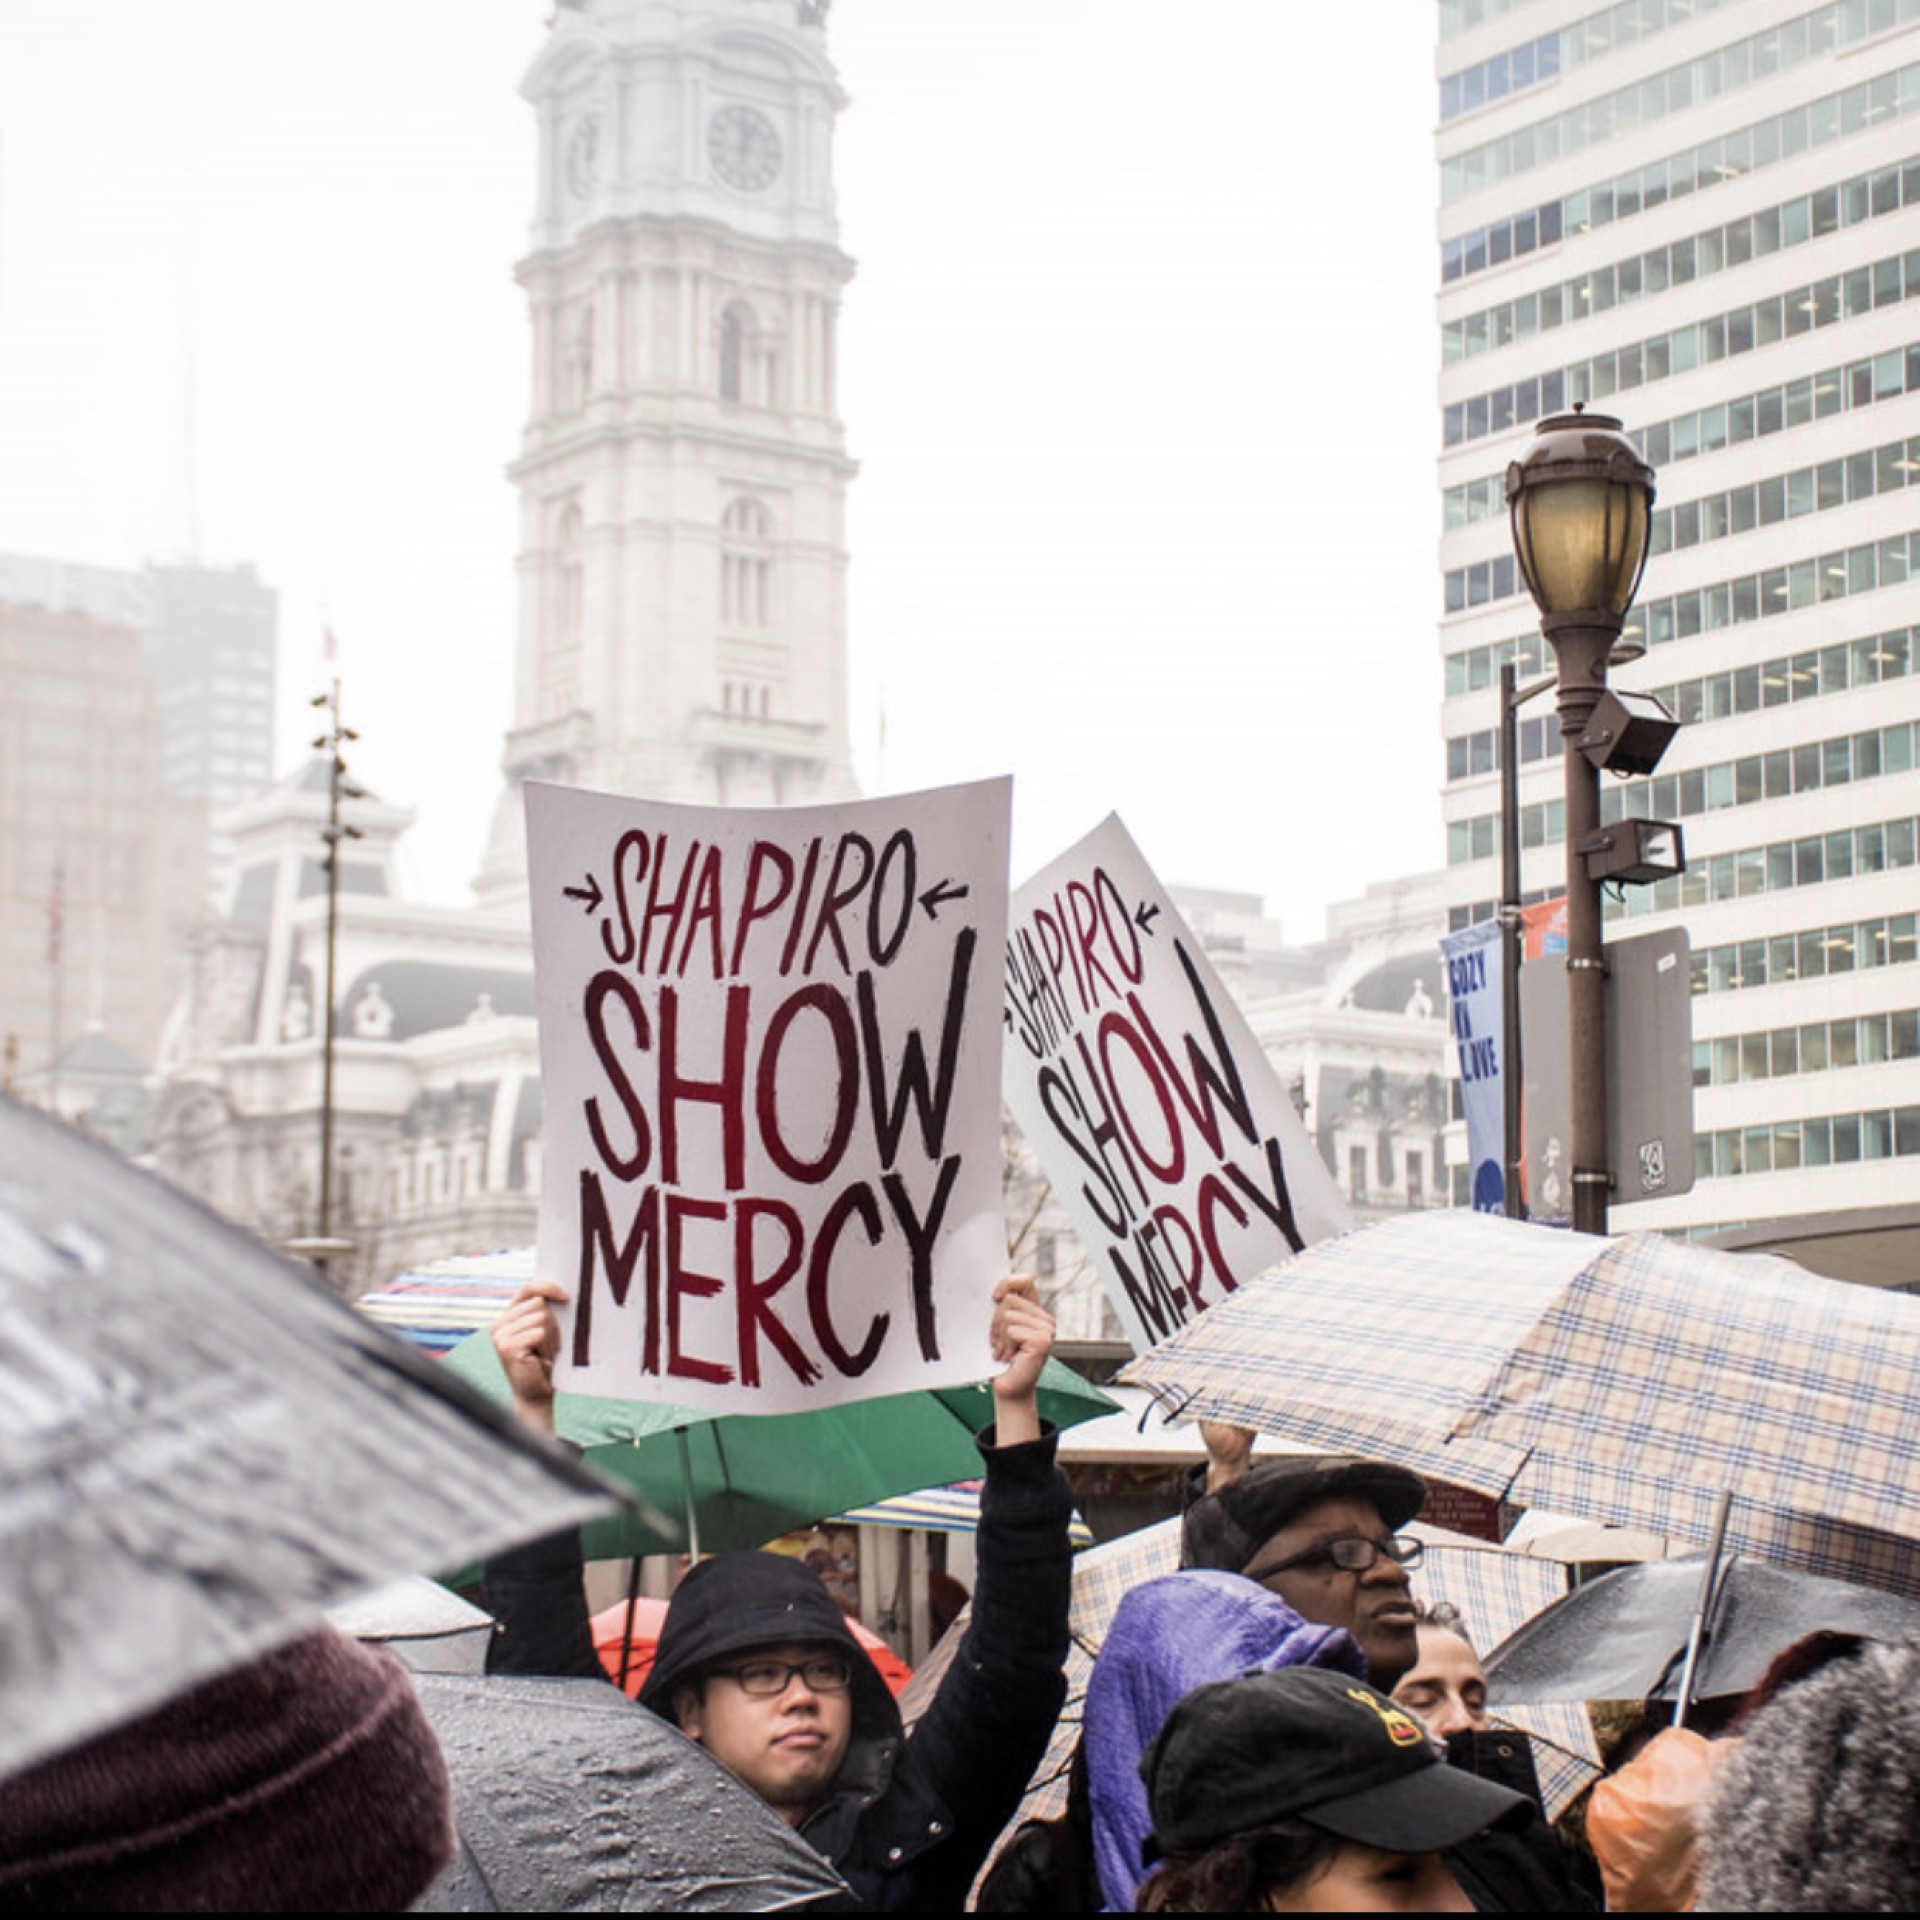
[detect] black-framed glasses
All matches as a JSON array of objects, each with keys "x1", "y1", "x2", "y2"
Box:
[
  {"x1": 1245, "y1": 1533, "x2": 1425, "y2": 1583},
  {"x1": 706, "y1": 1656, "x2": 855, "y2": 1696}
]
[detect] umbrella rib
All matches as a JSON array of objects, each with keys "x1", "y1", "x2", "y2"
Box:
[
  {"x1": 451, "y1": 1837, "x2": 503, "y2": 1910},
  {"x1": 675, "y1": 1426, "x2": 701, "y2": 1561}
]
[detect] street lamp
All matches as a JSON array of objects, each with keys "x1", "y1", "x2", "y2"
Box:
[
  {"x1": 1507, "y1": 406, "x2": 1656, "y2": 1235},
  {"x1": 310, "y1": 679, "x2": 364, "y2": 1285}
]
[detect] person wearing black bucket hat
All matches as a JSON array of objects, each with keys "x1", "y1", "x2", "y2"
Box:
[
  {"x1": 1135, "y1": 1668, "x2": 1530, "y2": 1913},
  {"x1": 482, "y1": 1274, "x2": 1072, "y2": 1914},
  {"x1": 1182, "y1": 1455, "x2": 1430, "y2": 1691}
]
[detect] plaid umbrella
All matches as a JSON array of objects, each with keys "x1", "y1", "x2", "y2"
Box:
[{"x1": 1123, "y1": 1209, "x2": 1920, "y2": 1597}]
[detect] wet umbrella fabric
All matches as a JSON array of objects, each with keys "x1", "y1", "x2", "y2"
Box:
[
  {"x1": 444, "y1": 1328, "x2": 1116, "y2": 1558},
  {"x1": 0, "y1": 1095, "x2": 616, "y2": 1780},
  {"x1": 1484, "y1": 1554, "x2": 1920, "y2": 1706},
  {"x1": 326, "y1": 1577, "x2": 495, "y2": 1675},
  {"x1": 410, "y1": 1672, "x2": 847, "y2": 1912},
  {"x1": 1123, "y1": 1209, "x2": 1920, "y2": 1598}
]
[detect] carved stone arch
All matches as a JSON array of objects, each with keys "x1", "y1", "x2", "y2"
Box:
[
  {"x1": 1323, "y1": 929, "x2": 1452, "y2": 1012},
  {"x1": 723, "y1": 494, "x2": 774, "y2": 542},
  {"x1": 720, "y1": 492, "x2": 775, "y2": 628}
]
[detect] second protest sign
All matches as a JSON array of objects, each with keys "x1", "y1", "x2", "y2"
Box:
[{"x1": 1004, "y1": 815, "x2": 1350, "y2": 1352}]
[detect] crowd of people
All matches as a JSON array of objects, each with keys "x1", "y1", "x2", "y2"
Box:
[
  {"x1": 476, "y1": 1276, "x2": 1920, "y2": 1914},
  {"x1": 6, "y1": 1272, "x2": 1915, "y2": 1913}
]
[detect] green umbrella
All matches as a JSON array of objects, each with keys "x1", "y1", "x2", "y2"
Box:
[{"x1": 445, "y1": 1331, "x2": 1117, "y2": 1559}]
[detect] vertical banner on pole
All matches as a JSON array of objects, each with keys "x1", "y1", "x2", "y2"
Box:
[
  {"x1": 1518, "y1": 896, "x2": 1572, "y2": 1227},
  {"x1": 1441, "y1": 919, "x2": 1505, "y2": 1215},
  {"x1": 1001, "y1": 815, "x2": 1350, "y2": 1354},
  {"x1": 526, "y1": 778, "x2": 1012, "y2": 1414}
]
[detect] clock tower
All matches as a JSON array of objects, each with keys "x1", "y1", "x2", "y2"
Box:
[{"x1": 476, "y1": 0, "x2": 858, "y2": 905}]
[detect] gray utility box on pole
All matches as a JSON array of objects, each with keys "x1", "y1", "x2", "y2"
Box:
[{"x1": 1521, "y1": 926, "x2": 1695, "y2": 1221}]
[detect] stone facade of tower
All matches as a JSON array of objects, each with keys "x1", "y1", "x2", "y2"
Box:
[{"x1": 476, "y1": 0, "x2": 859, "y2": 906}]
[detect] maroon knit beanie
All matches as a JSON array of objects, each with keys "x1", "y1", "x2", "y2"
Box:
[{"x1": 0, "y1": 1626, "x2": 454, "y2": 1913}]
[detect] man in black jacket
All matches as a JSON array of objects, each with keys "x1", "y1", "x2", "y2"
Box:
[{"x1": 483, "y1": 1275, "x2": 1071, "y2": 1913}]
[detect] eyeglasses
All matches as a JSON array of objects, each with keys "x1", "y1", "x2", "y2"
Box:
[
  {"x1": 1244, "y1": 1533, "x2": 1426, "y2": 1583},
  {"x1": 706, "y1": 1656, "x2": 855, "y2": 1696}
]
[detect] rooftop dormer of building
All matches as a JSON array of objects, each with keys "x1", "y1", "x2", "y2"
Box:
[{"x1": 216, "y1": 755, "x2": 415, "y2": 925}]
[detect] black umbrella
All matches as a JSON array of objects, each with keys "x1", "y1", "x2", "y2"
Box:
[
  {"x1": 1483, "y1": 1554, "x2": 1920, "y2": 1706},
  {"x1": 0, "y1": 1094, "x2": 617, "y2": 1779},
  {"x1": 410, "y1": 1673, "x2": 847, "y2": 1911}
]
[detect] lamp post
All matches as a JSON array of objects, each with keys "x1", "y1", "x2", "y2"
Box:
[{"x1": 1506, "y1": 406, "x2": 1656, "y2": 1236}]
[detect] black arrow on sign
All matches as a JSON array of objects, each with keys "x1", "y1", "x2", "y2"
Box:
[
  {"x1": 1136, "y1": 901, "x2": 1161, "y2": 935},
  {"x1": 564, "y1": 874, "x2": 604, "y2": 915},
  {"x1": 919, "y1": 879, "x2": 969, "y2": 921}
]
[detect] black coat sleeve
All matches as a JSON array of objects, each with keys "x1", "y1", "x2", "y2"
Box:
[
  {"x1": 480, "y1": 1525, "x2": 605, "y2": 1680},
  {"x1": 901, "y1": 1423, "x2": 1073, "y2": 1869}
]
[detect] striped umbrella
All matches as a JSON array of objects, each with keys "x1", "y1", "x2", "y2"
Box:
[
  {"x1": 836, "y1": 1481, "x2": 1095, "y2": 1548},
  {"x1": 357, "y1": 1251, "x2": 533, "y2": 1355},
  {"x1": 1124, "y1": 1209, "x2": 1920, "y2": 1598}
]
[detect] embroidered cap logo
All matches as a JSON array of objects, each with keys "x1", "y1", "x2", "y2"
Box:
[{"x1": 1345, "y1": 1686, "x2": 1427, "y2": 1748}]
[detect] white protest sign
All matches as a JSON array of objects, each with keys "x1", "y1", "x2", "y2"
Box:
[
  {"x1": 1003, "y1": 816, "x2": 1351, "y2": 1353},
  {"x1": 527, "y1": 778, "x2": 1011, "y2": 1413}
]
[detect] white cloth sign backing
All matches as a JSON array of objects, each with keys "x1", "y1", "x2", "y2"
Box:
[
  {"x1": 1003, "y1": 815, "x2": 1350, "y2": 1353},
  {"x1": 527, "y1": 778, "x2": 1011, "y2": 1413}
]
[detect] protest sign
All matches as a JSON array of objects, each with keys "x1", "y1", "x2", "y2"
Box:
[
  {"x1": 1441, "y1": 919, "x2": 1506, "y2": 1214},
  {"x1": 1002, "y1": 816, "x2": 1350, "y2": 1353},
  {"x1": 526, "y1": 778, "x2": 1011, "y2": 1413}
]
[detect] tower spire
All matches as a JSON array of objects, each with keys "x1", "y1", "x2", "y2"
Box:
[{"x1": 474, "y1": 0, "x2": 858, "y2": 907}]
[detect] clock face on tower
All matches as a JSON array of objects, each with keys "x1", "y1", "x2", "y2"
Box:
[{"x1": 708, "y1": 104, "x2": 782, "y2": 193}]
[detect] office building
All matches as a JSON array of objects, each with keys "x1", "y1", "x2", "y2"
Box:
[
  {"x1": 143, "y1": 563, "x2": 278, "y2": 803},
  {"x1": 0, "y1": 597, "x2": 201, "y2": 1084},
  {"x1": 1438, "y1": 0, "x2": 1920, "y2": 1239},
  {"x1": 0, "y1": 553, "x2": 278, "y2": 896}
]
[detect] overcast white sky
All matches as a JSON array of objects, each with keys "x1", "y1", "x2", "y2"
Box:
[{"x1": 0, "y1": 1, "x2": 1441, "y2": 941}]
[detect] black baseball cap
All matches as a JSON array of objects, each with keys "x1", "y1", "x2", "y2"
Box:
[
  {"x1": 1140, "y1": 1668, "x2": 1529, "y2": 1864},
  {"x1": 1182, "y1": 1455, "x2": 1428, "y2": 1575}
]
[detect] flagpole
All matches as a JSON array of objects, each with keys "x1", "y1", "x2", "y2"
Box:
[
  {"x1": 310, "y1": 670, "x2": 362, "y2": 1272},
  {"x1": 47, "y1": 856, "x2": 65, "y2": 1116}
]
